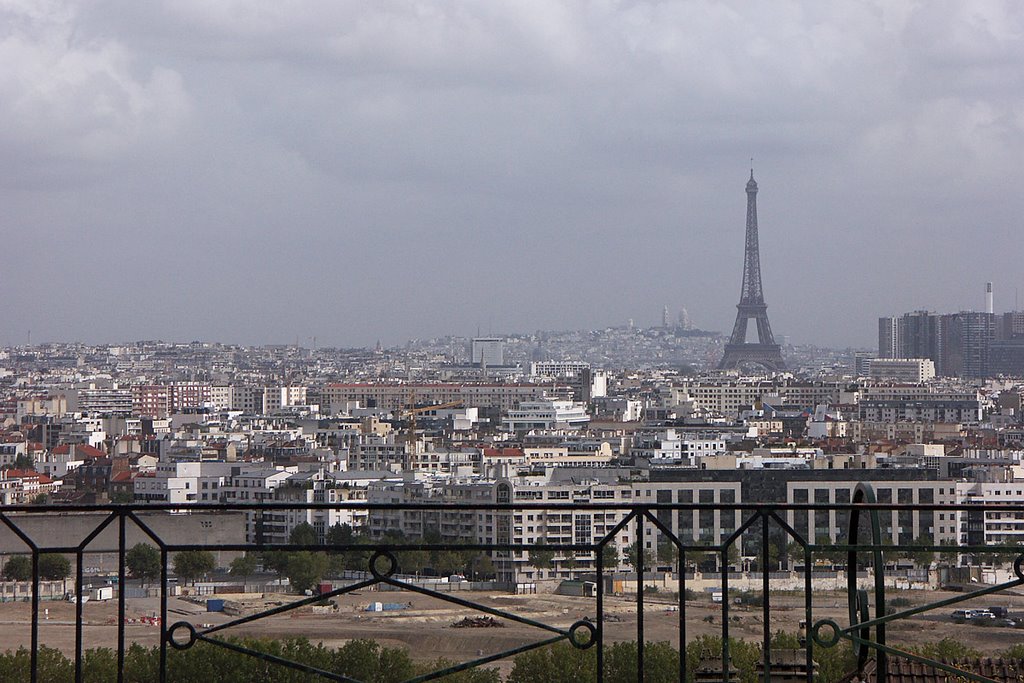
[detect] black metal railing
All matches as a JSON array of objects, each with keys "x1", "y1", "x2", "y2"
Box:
[{"x1": 1, "y1": 482, "x2": 1022, "y2": 682}]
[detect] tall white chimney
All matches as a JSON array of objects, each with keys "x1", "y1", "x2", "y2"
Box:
[{"x1": 986, "y1": 282, "x2": 994, "y2": 314}]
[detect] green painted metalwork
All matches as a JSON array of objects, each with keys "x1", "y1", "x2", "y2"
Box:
[
  {"x1": 7, "y1": 497, "x2": 1024, "y2": 682},
  {"x1": 810, "y1": 482, "x2": 1024, "y2": 683}
]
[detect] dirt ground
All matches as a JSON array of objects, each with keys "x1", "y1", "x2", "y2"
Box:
[{"x1": 5, "y1": 588, "x2": 1024, "y2": 677}]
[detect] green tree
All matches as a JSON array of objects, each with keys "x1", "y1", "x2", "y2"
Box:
[
  {"x1": 39, "y1": 554, "x2": 71, "y2": 581},
  {"x1": 903, "y1": 534, "x2": 936, "y2": 568},
  {"x1": 260, "y1": 551, "x2": 290, "y2": 581},
  {"x1": 330, "y1": 638, "x2": 418, "y2": 682},
  {"x1": 326, "y1": 522, "x2": 354, "y2": 547},
  {"x1": 605, "y1": 641, "x2": 679, "y2": 683},
  {"x1": 785, "y1": 540, "x2": 806, "y2": 570},
  {"x1": 657, "y1": 540, "x2": 679, "y2": 570},
  {"x1": 286, "y1": 551, "x2": 329, "y2": 593},
  {"x1": 471, "y1": 553, "x2": 496, "y2": 580},
  {"x1": 721, "y1": 543, "x2": 740, "y2": 571},
  {"x1": 507, "y1": 641, "x2": 596, "y2": 682},
  {"x1": 12, "y1": 454, "x2": 34, "y2": 470},
  {"x1": 2, "y1": 556, "x2": 31, "y2": 581},
  {"x1": 624, "y1": 540, "x2": 653, "y2": 572},
  {"x1": 937, "y1": 539, "x2": 960, "y2": 568},
  {"x1": 110, "y1": 490, "x2": 134, "y2": 504},
  {"x1": 381, "y1": 530, "x2": 428, "y2": 575},
  {"x1": 988, "y1": 539, "x2": 1022, "y2": 567},
  {"x1": 682, "y1": 547, "x2": 706, "y2": 571},
  {"x1": 126, "y1": 543, "x2": 161, "y2": 583},
  {"x1": 173, "y1": 550, "x2": 215, "y2": 585},
  {"x1": 910, "y1": 637, "x2": 983, "y2": 662},
  {"x1": 420, "y1": 658, "x2": 500, "y2": 682},
  {"x1": 228, "y1": 553, "x2": 257, "y2": 583},
  {"x1": 813, "y1": 639, "x2": 858, "y2": 683},
  {"x1": 289, "y1": 522, "x2": 318, "y2": 546},
  {"x1": 561, "y1": 551, "x2": 578, "y2": 576},
  {"x1": 529, "y1": 542, "x2": 555, "y2": 571},
  {"x1": 600, "y1": 544, "x2": 619, "y2": 569},
  {"x1": 815, "y1": 534, "x2": 847, "y2": 568},
  {"x1": 433, "y1": 551, "x2": 466, "y2": 575}
]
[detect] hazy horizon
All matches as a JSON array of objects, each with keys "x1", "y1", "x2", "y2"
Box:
[{"x1": 4, "y1": 2, "x2": 1021, "y2": 349}]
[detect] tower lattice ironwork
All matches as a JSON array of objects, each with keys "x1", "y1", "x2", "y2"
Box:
[{"x1": 718, "y1": 170, "x2": 786, "y2": 372}]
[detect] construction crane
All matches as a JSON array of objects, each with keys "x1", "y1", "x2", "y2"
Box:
[
  {"x1": 394, "y1": 399, "x2": 465, "y2": 471},
  {"x1": 400, "y1": 400, "x2": 465, "y2": 434}
]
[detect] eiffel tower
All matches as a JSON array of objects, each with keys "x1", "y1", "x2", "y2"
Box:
[{"x1": 718, "y1": 170, "x2": 786, "y2": 372}]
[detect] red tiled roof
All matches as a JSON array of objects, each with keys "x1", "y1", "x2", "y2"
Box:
[
  {"x1": 482, "y1": 447, "x2": 524, "y2": 457},
  {"x1": 76, "y1": 444, "x2": 105, "y2": 458},
  {"x1": 849, "y1": 657, "x2": 1024, "y2": 683},
  {"x1": 52, "y1": 444, "x2": 105, "y2": 458},
  {"x1": 2, "y1": 469, "x2": 39, "y2": 479}
]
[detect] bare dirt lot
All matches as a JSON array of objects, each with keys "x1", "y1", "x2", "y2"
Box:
[{"x1": 4, "y1": 588, "x2": 1024, "y2": 676}]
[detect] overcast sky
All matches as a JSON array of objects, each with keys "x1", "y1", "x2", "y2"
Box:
[{"x1": 2, "y1": 1, "x2": 1022, "y2": 349}]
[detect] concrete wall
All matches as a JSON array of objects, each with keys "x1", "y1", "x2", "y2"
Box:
[{"x1": 0, "y1": 511, "x2": 246, "y2": 569}]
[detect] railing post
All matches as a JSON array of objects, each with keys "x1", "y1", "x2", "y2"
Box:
[
  {"x1": 680, "y1": 542, "x2": 686, "y2": 683},
  {"x1": 75, "y1": 548, "x2": 84, "y2": 683},
  {"x1": 636, "y1": 511, "x2": 644, "y2": 682},
  {"x1": 160, "y1": 546, "x2": 168, "y2": 683},
  {"x1": 721, "y1": 544, "x2": 729, "y2": 682},
  {"x1": 761, "y1": 512, "x2": 771, "y2": 683},
  {"x1": 31, "y1": 549, "x2": 39, "y2": 683},
  {"x1": 117, "y1": 511, "x2": 126, "y2": 683},
  {"x1": 596, "y1": 538, "x2": 604, "y2": 683},
  {"x1": 804, "y1": 543, "x2": 813, "y2": 683}
]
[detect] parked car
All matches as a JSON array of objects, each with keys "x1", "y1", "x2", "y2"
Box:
[{"x1": 951, "y1": 609, "x2": 995, "y2": 622}]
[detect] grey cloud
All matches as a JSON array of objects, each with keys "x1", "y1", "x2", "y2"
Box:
[{"x1": 1, "y1": 1, "x2": 1021, "y2": 348}]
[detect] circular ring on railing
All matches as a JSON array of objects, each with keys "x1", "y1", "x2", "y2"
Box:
[
  {"x1": 1014, "y1": 554, "x2": 1024, "y2": 581},
  {"x1": 568, "y1": 620, "x2": 597, "y2": 649},
  {"x1": 167, "y1": 621, "x2": 197, "y2": 650},
  {"x1": 810, "y1": 619, "x2": 842, "y2": 648},
  {"x1": 369, "y1": 550, "x2": 398, "y2": 579}
]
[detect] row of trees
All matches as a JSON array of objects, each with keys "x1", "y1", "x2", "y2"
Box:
[
  {"x1": 14, "y1": 632, "x2": 1008, "y2": 683},
  {"x1": 122, "y1": 523, "x2": 504, "y2": 595},
  {"x1": 0, "y1": 638, "x2": 499, "y2": 683},
  {"x1": 124, "y1": 544, "x2": 216, "y2": 585},
  {"x1": 539, "y1": 533, "x2": 978, "y2": 577},
  {"x1": 2, "y1": 554, "x2": 71, "y2": 581}
]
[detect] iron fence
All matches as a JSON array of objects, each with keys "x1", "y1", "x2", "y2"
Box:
[{"x1": 0, "y1": 482, "x2": 1021, "y2": 682}]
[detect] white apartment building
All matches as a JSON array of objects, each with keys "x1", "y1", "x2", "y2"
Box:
[
  {"x1": 530, "y1": 361, "x2": 591, "y2": 378},
  {"x1": 134, "y1": 461, "x2": 235, "y2": 505},
  {"x1": 501, "y1": 400, "x2": 589, "y2": 432},
  {"x1": 222, "y1": 465, "x2": 299, "y2": 542},
  {"x1": 868, "y1": 358, "x2": 937, "y2": 382},
  {"x1": 322, "y1": 383, "x2": 555, "y2": 415},
  {"x1": 263, "y1": 386, "x2": 308, "y2": 413},
  {"x1": 630, "y1": 429, "x2": 726, "y2": 465},
  {"x1": 955, "y1": 477, "x2": 1024, "y2": 547},
  {"x1": 672, "y1": 381, "x2": 846, "y2": 418},
  {"x1": 263, "y1": 470, "x2": 370, "y2": 544},
  {"x1": 366, "y1": 472, "x2": 635, "y2": 582},
  {"x1": 76, "y1": 387, "x2": 133, "y2": 416}
]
